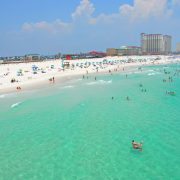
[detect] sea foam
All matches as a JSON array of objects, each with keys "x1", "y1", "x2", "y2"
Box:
[
  {"x1": 86, "y1": 80, "x2": 112, "y2": 86},
  {"x1": 61, "y1": 85, "x2": 74, "y2": 89},
  {"x1": 148, "y1": 72, "x2": 161, "y2": 76},
  {"x1": 0, "y1": 93, "x2": 16, "y2": 99},
  {"x1": 0, "y1": 94, "x2": 6, "y2": 98},
  {"x1": 11, "y1": 102, "x2": 22, "y2": 108}
]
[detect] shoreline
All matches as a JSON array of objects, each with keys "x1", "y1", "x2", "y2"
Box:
[
  {"x1": 0, "y1": 57, "x2": 179, "y2": 94},
  {"x1": 0, "y1": 64, "x2": 123, "y2": 94}
]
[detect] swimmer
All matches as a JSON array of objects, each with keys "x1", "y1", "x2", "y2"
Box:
[
  {"x1": 112, "y1": 97, "x2": 114, "y2": 100},
  {"x1": 126, "y1": 96, "x2": 130, "y2": 101},
  {"x1": 132, "y1": 140, "x2": 143, "y2": 151}
]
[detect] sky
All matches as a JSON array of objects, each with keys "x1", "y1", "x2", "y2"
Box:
[{"x1": 0, "y1": 0, "x2": 180, "y2": 56}]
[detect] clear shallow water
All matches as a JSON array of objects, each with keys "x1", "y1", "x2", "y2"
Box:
[{"x1": 0, "y1": 64, "x2": 180, "y2": 179}]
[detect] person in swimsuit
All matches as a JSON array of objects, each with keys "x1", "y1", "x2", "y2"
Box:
[{"x1": 132, "y1": 140, "x2": 143, "y2": 151}]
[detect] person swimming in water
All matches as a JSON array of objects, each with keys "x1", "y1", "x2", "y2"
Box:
[{"x1": 132, "y1": 140, "x2": 143, "y2": 151}]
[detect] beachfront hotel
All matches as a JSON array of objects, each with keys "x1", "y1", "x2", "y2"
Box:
[
  {"x1": 176, "y1": 42, "x2": 180, "y2": 53},
  {"x1": 106, "y1": 46, "x2": 141, "y2": 56},
  {"x1": 141, "y1": 33, "x2": 172, "y2": 55},
  {"x1": 106, "y1": 48, "x2": 118, "y2": 56},
  {"x1": 117, "y1": 46, "x2": 141, "y2": 56}
]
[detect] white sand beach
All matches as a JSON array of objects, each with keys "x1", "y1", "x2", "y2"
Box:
[{"x1": 0, "y1": 55, "x2": 179, "y2": 93}]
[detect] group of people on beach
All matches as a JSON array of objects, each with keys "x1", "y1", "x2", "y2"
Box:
[
  {"x1": 49, "y1": 77, "x2": 55, "y2": 83},
  {"x1": 11, "y1": 78, "x2": 17, "y2": 83},
  {"x1": 15, "y1": 76, "x2": 55, "y2": 91},
  {"x1": 16, "y1": 86, "x2": 21, "y2": 90}
]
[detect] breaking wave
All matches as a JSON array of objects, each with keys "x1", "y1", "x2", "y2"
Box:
[
  {"x1": 61, "y1": 85, "x2": 75, "y2": 89},
  {"x1": 0, "y1": 94, "x2": 6, "y2": 98},
  {"x1": 86, "y1": 80, "x2": 112, "y2": 86},
  {"x1": 11, "y1": 102, "x2": 22, "y2": 108},
  {"x1": 148, "y1": 72, "x2": 161, "y2": 76}
]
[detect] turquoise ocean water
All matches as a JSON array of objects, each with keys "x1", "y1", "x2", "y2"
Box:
[{"x1": 0, "y1": 64, "x2": 180, "y2": 179}]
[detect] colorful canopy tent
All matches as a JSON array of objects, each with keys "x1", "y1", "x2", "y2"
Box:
[{"x1": 32, "y1": 65, "x2": 38, "y2": 71}]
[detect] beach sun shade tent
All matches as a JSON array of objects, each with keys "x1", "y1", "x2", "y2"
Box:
[
  {"x1": 32, "y1": 65, "x2": 38, "y2": 71},
  {"x1": 17, "y1": 69, "x2": 23, "y2": 76}
]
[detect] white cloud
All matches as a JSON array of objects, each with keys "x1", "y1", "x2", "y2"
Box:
[
  {"x1": 90, "y1": 0, "x2": 172, "y2": 24},
  {"x1": 22, "y1": 0, "x2": 174, "y2": 32},
  {"x1": 119, "y1": 0, "x2": 172, "y2": 20},
  {"x1": 89, "y1": 13, "x2": 119, "y2": 24},
  {"x1": 22, "y1": 23, "x2": 33, "y2": 31},
  {"x1": 72, "y1": 0, "x2": 95, "y2": 19},
  {"x1": 22, "y1": 19, "x2": 72, "y2": 33},
  {"x1": 22, "y1": 0, "x2": 94, "y2": 33},
  {"x1": 172, "y1": 0, "x2": 180, "y2": 5}
]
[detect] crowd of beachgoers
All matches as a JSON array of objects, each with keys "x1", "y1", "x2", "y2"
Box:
[{"x1": 0, "y1": 55, "x2": 179, "y2": 93}]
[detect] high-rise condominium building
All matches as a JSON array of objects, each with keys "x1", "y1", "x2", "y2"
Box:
[
  {"x1": 141, "y1": 33, "x2": 172, "y2": 55},
  {"x1": 176, "y1": 42, "x2": 180, "y2": 52}
]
